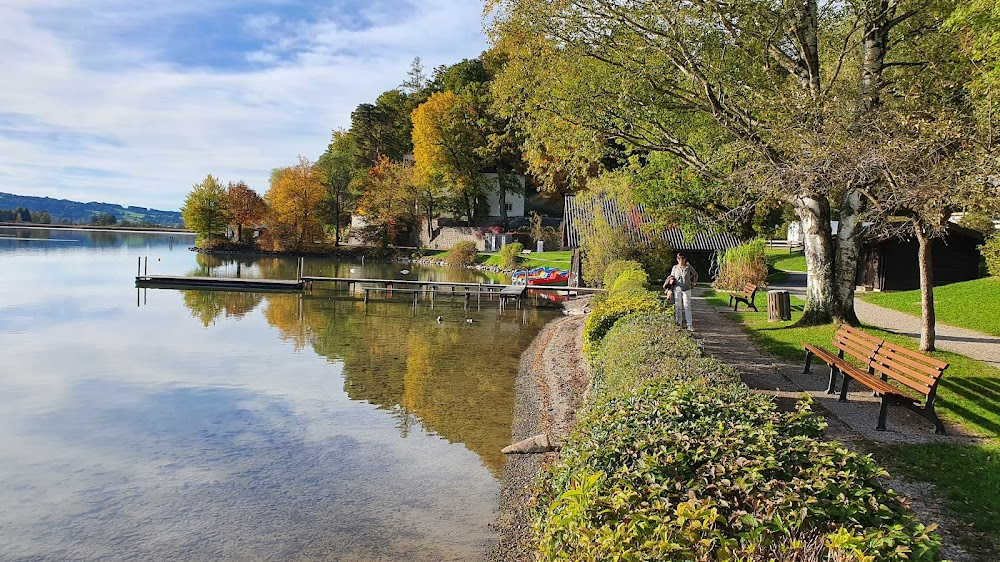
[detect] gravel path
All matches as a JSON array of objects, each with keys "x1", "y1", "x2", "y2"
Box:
[
  {"x1": 770, "y1": 271, "x2": 1000, "y2": 369},
  {"x1": 688, "y1": 288, "x2": 980, "y2": 561}
]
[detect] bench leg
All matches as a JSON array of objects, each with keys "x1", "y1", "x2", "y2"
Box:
[
  {"x1": 826, "y1": 366, "x2": 838, "y2": 394},
  {"x1": 803, "y1": 351, "x2": 813, "y2": 374},
  {"x1": 906, "y1": 400, "x2": 947, "y2": 435},
  {"x1": 838, "y1": 375, "x2": 852, "y2": 402},
  {"x1": 876, "y1": 398, "x2": 889, "y2": 431}
]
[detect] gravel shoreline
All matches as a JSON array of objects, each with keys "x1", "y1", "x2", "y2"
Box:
[{"x1": 484, "y1": 297, "x2": 591, "y2": 562}]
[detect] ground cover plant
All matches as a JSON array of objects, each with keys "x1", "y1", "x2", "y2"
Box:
[
  {"x1": 702, "y1": 289, "x2": 1000, "y2": 558},
  {"x1": 857, "y1": 278, "x2": 1000, "y2": 336},
  {"x1": 532, "y1": 263, "x2": 943, "y2": 561}
]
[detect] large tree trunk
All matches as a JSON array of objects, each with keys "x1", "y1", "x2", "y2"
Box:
[
  {"x1": 334, "y1": 190, "x2": 341, "y2": 246},
  {"x1": 833, "y1": 189, "x2": 864, "y2": 324},
  {"x1": 796, "y1": 194, "x2": 837, "y2": 325},
  {"x1": 794, "y1": 188, "x2": 866, "y2": 325},
  {"x1": 914, "y1": 224, "x2": 936, "y2": 351}
]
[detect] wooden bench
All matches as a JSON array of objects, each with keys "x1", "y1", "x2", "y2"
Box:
[
  {"x1": 840, "y1": 341, "x2": 948, "y2": 434},
  {"x1": 728, "y1": 283, "x2": 759, "y2": 311},
  {"x1": 803, "y1": 325, "x2": 883, "y2": 395},
  {"x1": 803, "y1": 326, "x2": 949, "y2": 434}
]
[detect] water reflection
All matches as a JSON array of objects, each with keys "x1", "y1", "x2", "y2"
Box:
[
  {"x1": 1, "y1": 228, "x2": 556, "y2": 561},
  {"x1": 175, "y1": 287, "x2": 550, "y2": 474}
]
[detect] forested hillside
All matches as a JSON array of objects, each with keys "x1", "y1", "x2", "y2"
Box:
[{"x1": 0, "y1": 192, "x2": 183, "y2": 227}]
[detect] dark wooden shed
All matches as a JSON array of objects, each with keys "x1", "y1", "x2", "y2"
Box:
[{"x1": 855, "y1": 224, "x2": 985, "y2": 291}]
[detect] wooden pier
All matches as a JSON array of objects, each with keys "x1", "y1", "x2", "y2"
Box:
[{"x1": 135, "y1": 275, "x2": 305, "y2": 292}]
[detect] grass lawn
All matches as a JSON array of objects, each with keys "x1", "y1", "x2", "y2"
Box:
[
  {"x1": 703, "y1": 289, "x2": 1000, "y2": 558},
  {"x1": 480, "y1": 250, "x2": 573, "y2": 270},
  {"x1": 766, "y1": 247, "x2": 807, "y2": 272},
  {"x1": 858, "y1": 277, "x2": 1000, "y2": 336}
]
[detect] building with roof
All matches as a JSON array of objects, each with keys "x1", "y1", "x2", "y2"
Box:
[{"x1": 562, "y1": 194, "x2": 744, "y2": 279}]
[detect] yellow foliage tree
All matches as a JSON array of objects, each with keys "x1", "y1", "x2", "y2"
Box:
[
  {"x1": 265, "y1": 156, "x2": 327, "y2": 250},
  {"x1": 411, "y1": 91, "x2": 486, "y2": 222}
]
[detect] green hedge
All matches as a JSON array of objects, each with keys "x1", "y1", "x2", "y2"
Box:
[
  {"x1": 533, "y1": 275, "x2": 942, "y2": 561},
  {"x1": 582, "y1": 266, "x2": 664, "y2": 349}
]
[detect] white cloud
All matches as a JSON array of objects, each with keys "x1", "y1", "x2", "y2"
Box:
[{"x1": 0, "y1": 0, "x2": 489, "y2": 210}]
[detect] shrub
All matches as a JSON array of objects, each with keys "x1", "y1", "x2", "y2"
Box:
[
  {"x1": 535, "y1": 261, "x2": 942, "y2": 562},
  {"x1": 960, "y1": 211, "x2": 997, "y2": 235},
  {"x1": 497, "y1": 242, "x2": 524, "y2": 269},
  {"x1": 582, "y1": 291, "x2": 663, "y2": 347},
  {"x1": 591, "y1": 313, "x2": 734, "y2": 399},
  {"x1": 535, "y1": 380, "x2": 941, "y2": 562},
  {"x1": 602, "y1": 260, "x2": 644, "y2": 287},
  {"x1": 715, "y1": 238, "x2": 768, "y2": 291},
  {"x1": 982, "y1": 234, "x2": 1000, "y2": 277},
  {"x1": 632, "y1": 237, "x2": 674, "y2": 282},
  {"x1": 443, "y1": 240, "x2": 478, "y2": 266}
]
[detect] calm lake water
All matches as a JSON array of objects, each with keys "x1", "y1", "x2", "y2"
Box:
[{"x1": 0, "y1": 226, "x2": 559, "y2": 562}]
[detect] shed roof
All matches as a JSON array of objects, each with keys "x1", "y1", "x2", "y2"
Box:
[{"x1": 563, "y1": 194, "x2": 744, "y2": 251}]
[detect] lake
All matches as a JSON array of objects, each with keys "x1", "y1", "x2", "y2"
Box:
[{"x1": 0, "y1": 227, "x2": 559, "y2": 562}]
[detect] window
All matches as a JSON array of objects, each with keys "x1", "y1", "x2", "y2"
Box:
[{"x1": 505, "y1": 203, "x2": 513, "y2": 211}]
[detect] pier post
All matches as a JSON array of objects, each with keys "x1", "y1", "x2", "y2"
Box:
[
  {"x1": 137, "y1": 257, "x2": 141, "y2": 277},
  {"x1": 144, "y1": 256, "x2": 148, "y2": 276}
]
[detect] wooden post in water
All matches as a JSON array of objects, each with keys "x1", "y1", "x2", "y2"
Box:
[
  {"x1": 144, "y1": 256, "x2": 148, "y2": 276},
  {"x1": 137, "y1": 257, "x2": 141, "y2": 277},
  {"x1": 364, "y1": 288, "x2": 369, "y2": 314}
]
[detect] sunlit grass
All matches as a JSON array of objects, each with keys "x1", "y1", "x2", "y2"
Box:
[
  {"x1": 703, "y1": 288, "x2": 1000, "y2": 559},
  {"x1": 765, "y1": 247, "x2": 807, "y2": 272},
  {"x1": 858, "y1": 277, "x2": 1000, "y2": 336}
]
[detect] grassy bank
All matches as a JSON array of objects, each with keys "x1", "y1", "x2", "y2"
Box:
[
  {"x1": 703, "y1": 289, "x2": 1000, "y2": 559},
  {"x1": 858, "y1": 277, "x2": 1000, "y2": 336}
]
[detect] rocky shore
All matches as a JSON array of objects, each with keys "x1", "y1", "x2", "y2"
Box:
[{"x1": 484, "y1": 296, "x2": 592, "y2": 562}]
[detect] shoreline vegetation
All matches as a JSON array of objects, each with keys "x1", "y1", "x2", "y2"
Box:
[{"x1": 497, "y1": 261, "x2": 946, "y2": 561}]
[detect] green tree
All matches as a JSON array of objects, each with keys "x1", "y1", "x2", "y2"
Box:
[
  {"x1": 412, "y1": 90, "x2": 487, "y2": 223},
  {"x1": 487, "y1": 0, "x2": 983, "y2": 325},
  {"x1": 354, "y1": 156, "x2": 418, "y2": 246},
  {"x1": 351, "y1": 89, "x2": 414, "y2": 168},
  {"x1": 181, "y1": 174, "x2": 229, "y2": 241},
  {"x1": 314, "y1": 129, "x2": 360, "y2": 246}
]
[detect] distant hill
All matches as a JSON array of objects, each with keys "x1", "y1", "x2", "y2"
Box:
[{"x1": 0, "y1": 192, "x2": 184, "y2": 227}]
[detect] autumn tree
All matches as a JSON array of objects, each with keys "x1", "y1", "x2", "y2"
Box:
[
  {"x1": 354, "y1": 156, "x2": 418, "y2": 246},
  {"x1": 226, "y1": 181, "x2": 267, "y2": 245},
  {"x1": 412, "y1": 90, "x2": 487, "y2": 223},
  {"x1": 182, "y1": 174, "x2": 229, "y2": 241},
  {"x1": 265, "y1": 157, "x2": 327, "y2": 250}
]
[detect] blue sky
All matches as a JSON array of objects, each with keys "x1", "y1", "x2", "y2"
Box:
[{"x1": 0, "y1": 1, "x2": 490, "y2": 211}]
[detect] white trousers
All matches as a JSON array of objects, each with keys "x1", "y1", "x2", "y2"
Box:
[{"x1": 674, "y1": 289, "x2": 693, "y2": 329}]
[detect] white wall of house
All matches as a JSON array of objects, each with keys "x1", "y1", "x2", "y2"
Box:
[{"x1": 481, "y1": 173, "x2": 525, "y2": 218}]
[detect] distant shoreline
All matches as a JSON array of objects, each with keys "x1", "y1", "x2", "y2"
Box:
[{"x1": 0, "y1": 222, "x2": 191, "y2": 234}]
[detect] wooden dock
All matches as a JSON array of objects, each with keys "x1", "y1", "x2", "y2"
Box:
[{"x1": 135, "y1": 275, "x2": 305, "y2": 292}]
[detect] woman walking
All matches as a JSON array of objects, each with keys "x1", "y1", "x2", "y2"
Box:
[{"x1": 668, "y1": 252, "x2": 698, "y2": 331}]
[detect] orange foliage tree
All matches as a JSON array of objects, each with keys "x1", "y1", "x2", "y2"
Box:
[
  {"x1": 265, "y1": 156, "x2": 327, "y2": 250},
  {"x1": 226, "y1": 181, "x2": 267, "y2": 245}
]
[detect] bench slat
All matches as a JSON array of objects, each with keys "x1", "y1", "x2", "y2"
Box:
[
  {"x1": 848, "y1": 370, "x2": 917, "y2": 401},
  {"x1": 871, "y1": 354, "x2": 940, "y2": 394},
  {"x1": 879, "y1": 343, "x2": 950, "y2": 371}
]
